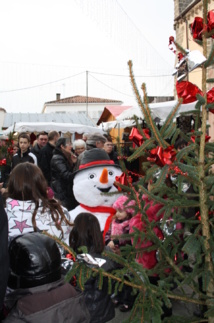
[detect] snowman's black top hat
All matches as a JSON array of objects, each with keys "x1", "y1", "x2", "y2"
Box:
[{"x1": 74, "y1": 148, "x2": 121, "y2": 176}]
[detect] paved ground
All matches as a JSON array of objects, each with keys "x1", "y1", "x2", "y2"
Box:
[
  {"x1": 108, "y1": 303, "x2": 200, "y2": 323},
  {"x1": 108, "y1": 307, "x2": 132, "y2": 323},
  {"x1": 107, "y1": 285, "x2": 202, "y2": 322}
]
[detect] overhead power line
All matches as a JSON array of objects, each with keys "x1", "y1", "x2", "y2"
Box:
[
  {"x1": 0, "y1": 71, "x2": 85, "y2": 93},
  {"x1": 0, "y1": 70, "x2": 174, "y2": 93},
  {"x1": 89, "y1": 73, "x2": 134, "y2": 97}
]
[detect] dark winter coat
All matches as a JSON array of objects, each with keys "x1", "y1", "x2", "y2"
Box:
[
  {"x1": 31, "y1": 143, "x2": 42, "y2": 165},
  {"x1": 78, "y1": 249, "x2": 116, "y2": 323},
  {"x1": 4, "y1": 279, "x2": 90, "y2": 323},
  {"x1": 12, "y1": 149, "x2": 37, "y2": 169},
  {"x1": 108, "y1": 150, "x2": 119, "y2": 165},
  {"x1": 51, "y1": 148, "x2": 78, "y2": 211},
  {"x1": 39, "y1": 142, "x2": 55, "y2": 185},
  {"x1": 0, "y1": 164, "x2": 11, "y2": 188},
  {"x1": 0, "y1": 193, "x2": 9, "y2": 313}
]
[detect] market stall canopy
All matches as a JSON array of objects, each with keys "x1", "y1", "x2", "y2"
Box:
[
  {"x1": 3, "y1": 122, "x2": 105, "y2": 135},
  {"x1": 116, "y1": 106, "x2": 145, "y2": 121},
  {"x1": 116, "y1": 100, "x2": 197, "y2": 122},
  {"x1": 97, "y1": 119, "x2": 138, "y2": 131}
]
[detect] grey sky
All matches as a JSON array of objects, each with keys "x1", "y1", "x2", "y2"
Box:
[{"x1": 0, "y1": 0, "x2": 175, "y2": 113}]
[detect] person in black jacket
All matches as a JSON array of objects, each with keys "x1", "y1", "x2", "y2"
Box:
[
  {"x1": 69, "y1": 212, "x2": 116, "y2": 323},
  {"x1": 12, "y1": 132, "x2": 37, "y2": 169},
  {"x1": 0, "y1": 192, "x2": 9, "y2": 321},
  {"x1": 51, "y1": 137, "x2": 78, "y2": 211},
  {"x1": 31, "y1": 131, "x2": 48, "y2": 165},
  {"x1": 39, "y1": 131, "x2": 59, "y2": 185},
  {"x1": 4, "y1": 232, "x2": 90, "y2": 323}
]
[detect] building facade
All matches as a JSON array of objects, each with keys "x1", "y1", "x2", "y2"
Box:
[
  {"x1": 174, "y1": 0, "x2": 214, "y2": 141},
  {"x1": 42, "y1": 94, "x2": 123, "y2": 124}
]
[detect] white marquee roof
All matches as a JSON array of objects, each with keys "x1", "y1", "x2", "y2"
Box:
[
  {"x1": 3, "y1": 122, "x2": 104, "y2": 135},
  {"x1": 116, "y1": 100, "x2": 197, "y2": 122}
]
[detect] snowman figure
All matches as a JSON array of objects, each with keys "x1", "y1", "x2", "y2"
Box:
[{"x1": 69, "y1": 148, "x2": 122, "y2": 231}]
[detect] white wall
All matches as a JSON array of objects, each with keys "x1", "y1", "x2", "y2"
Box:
[{"x1": 43, "y1": 102, "x2": 117, "y2": 122}]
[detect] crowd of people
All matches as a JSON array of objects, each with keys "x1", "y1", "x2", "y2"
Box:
[{"x1": 0, "y1": 129, "x2": 187, "y2": 322}]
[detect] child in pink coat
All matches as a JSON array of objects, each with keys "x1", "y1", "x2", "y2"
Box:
[
  {"x1": 104, "y1": 195, "x2": 136, "y2": 312},
  {"x1": 105, "y1": 195, "x2": 135, "y2": 253}
]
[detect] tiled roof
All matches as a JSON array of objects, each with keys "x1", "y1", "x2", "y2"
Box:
[
  {"x1": 2, "y1": 112, "x2": 95, "y2": 129},
  {"x1": 45, "y1": 95, "x2": 123, "y2": 104},
  {"x1": 97, "y1": 106, "x2": 132, "y2": 125}
]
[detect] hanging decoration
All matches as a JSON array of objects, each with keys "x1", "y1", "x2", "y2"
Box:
[
  {"x1": 0, "y1": 134, "x2": 14, "y2": 183},
  {"x1": 206, "y1": 87, "x2": 214, "y2": 113},
  {"x1": 207, "y1": 10, "x2": 214, "y2": 36},
  {"x1": 190, "y1": 10, "x2": 214, "y2": 41},
  {"x1": 168, "y1": 36, "x2": 176, "y2": 54},
  {"x1": 114, "y1": 172, "x2": 133, "y2": 191},
  {"x1": 129, "y1": 127, "x2": 150, "y2": 147},
  {"x1": 147, "y1": 146, "x2": 176, "y2": 167},
  {"x1": 190, "y1": 130, "x2": 211, "y2": 143},
  {"x1": 173, "y1": 50, "x2": 206, "y2": 82},
  {"x1": 190, "y1": 17, "x2": 204, "y2": 40},
  {"x1": 176, "y1": 81, "x2": 203, "y2": 104}
]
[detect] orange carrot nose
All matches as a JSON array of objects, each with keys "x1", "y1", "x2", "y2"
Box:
[{"x1": 99, "y1": 168, "x2": 108, "y2": 184}]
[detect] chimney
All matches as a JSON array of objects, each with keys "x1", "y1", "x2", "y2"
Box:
[{"x1": 56, "y1": 93, "x2": 61, "y2": 101}]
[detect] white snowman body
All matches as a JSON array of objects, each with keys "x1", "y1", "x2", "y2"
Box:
[{"x1": 69, "y1": 164, "x2": 122, "y2": 231}]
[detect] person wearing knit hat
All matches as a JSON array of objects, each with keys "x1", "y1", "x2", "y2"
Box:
[{"x1": 105, "y1": 195, "x2": 135, "y2": 252}]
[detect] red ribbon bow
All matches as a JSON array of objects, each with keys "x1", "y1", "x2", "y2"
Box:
[
  {"x1": 129, "y1": 127, "x2": 143, "y2": 147},
  {"x1": 190, "y1": 11, "x2": 214, "y2": 41},
  {"x1": 206, "y1": 87, "x2": 214, "y2": 113},
  {"x1": 190, "y1": 130, "x2": 210, "y2": 143},
  {"x1": 129, "y1": 127, "x2": 150, "y2": 147},
  {"x1": 147, "y1": 146, "x2": 176, "y2": 167},
  {"x1": 207, "y1": 10, "x2": 214, "y2": 38},
  {"x1": 190, "y1": 17, "x2": 204, "y2": 40},
  {"x1": 115, "y1": 173, "x2": 132, "y2": 191},
  {"x1": 0, "y1": 158, "x2": 7, "y2": 166},
  {"x1": 176, "y1": 82, "x2": 214, "y2": 113},
  {"x1": 176, "y1": 81, "x2": 203, "y2": 104}
]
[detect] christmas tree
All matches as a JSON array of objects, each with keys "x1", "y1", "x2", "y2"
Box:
[
  {"x1": 56, "y1": 1, "x2": 214, "y2": 322},
  {"x1": 0, "y1": 133, "x2": 14, "y2": 186}
]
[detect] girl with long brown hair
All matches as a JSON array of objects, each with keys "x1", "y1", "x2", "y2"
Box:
[{"x1": 5, "y1": 162, "x2": 72, "y2": 243}]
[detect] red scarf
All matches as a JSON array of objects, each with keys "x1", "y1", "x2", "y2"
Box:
[{"x1": 80, "y1": 204, "x2": 116, "y2": 239}]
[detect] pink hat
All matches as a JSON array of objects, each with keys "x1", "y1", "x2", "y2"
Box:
[{"x1": 113, "y1": 195, "x2": 135, "y2": 215}]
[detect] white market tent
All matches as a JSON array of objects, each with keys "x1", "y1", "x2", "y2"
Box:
[
  {"x1": 3, "y1": 122, "x2": 105, "y2": 135},
  {"x1": 97, "y1": 100, "x2": 197, "y2": 131},
  {"x1": 116, "y1": 100, "x2": 197, "y2": 123},
  {"x1": 97, "y1": 119, "x2": 138, "y2": 131}
]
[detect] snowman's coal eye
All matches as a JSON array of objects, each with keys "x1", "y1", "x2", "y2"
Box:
[
  {"x1": 88, "y1": 173, "x2": 96, "y2": 179},
  {"x1": 108, "y1": 170, "x2": 114, "y2": 176}
]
